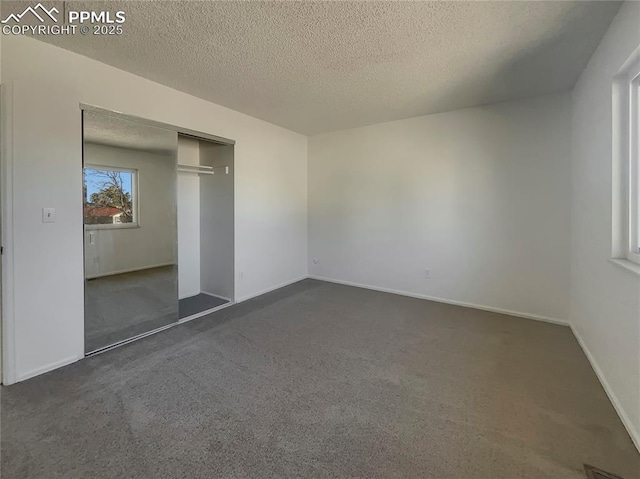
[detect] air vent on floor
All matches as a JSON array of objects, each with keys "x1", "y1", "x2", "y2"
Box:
[{"x1": 584, "y1": 464, "x2": 624, "y2": 479}]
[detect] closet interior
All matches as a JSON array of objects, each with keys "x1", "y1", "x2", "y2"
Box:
[
  {"x1": 177, "y1": 135, "x2": 234, "y2": 320},
  {"x1": 82, "y1": 108, "x2": 234, "y2": 354}
]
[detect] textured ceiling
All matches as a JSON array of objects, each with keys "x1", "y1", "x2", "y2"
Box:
[{"x1": 6, "y1": 1, "x2": 621, "y2": 134}]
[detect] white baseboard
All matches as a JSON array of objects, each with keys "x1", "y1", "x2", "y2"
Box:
[
  {"x1": 86, "y1": 262, "x2": 174, "y2": 280},
  {"x1": 236, "y1": 275, "x2": 308, "y2": 303},
  {"x1": 308, "y1": 275, "x2": 569, "y2": 326},
  {"x1": 15, "y1": 354, "x2": 83, "y2": 383},
  {"x1": 308, "y1": 275, "x2": 640, "y2": 451},
  {"x1": 570, "y1": 325, "x2": 640, "y2": 453}
]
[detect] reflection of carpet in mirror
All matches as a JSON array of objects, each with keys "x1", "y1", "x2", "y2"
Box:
[{"x1": 84, "y1": 265, "x2": 178, "y2": 353}]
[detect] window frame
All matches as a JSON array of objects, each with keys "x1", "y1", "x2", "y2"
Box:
[
  {"x1": 626, "y1": 68, "x2": 640, "y2": 265},
  {"x1": 83, "y1": 164, "x2": 140, "y2": 230}
]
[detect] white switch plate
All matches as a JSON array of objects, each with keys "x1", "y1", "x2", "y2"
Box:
[{"x1": 42, "y1": 208, "x2": 56, "y2": 223}]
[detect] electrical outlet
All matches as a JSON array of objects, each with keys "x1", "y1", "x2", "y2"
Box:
[
  {"x1": 239, "y1": 271, "x2": 244, "y2": 280},
  {"x1": 424, "y1": 268, "x2": 431, "y2": 279}
]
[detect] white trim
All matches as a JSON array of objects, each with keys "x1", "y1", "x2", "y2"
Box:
[
  {"x1": 628, "y1": 72, "x2": 640, "y2": 264},
  {"x1": 84, "y1": 223, "x2": 140, "y2": 231},
  {"x1": 612, "y1": 69, "x2": 630, "y2": 259},
  {"x1": 627, "y1": 251, "x2": 640, "y2": 266},
  {"x1": 570, "y1": 325, "x2": 640, "y2": 453},
  {"x1": 1, "y1": 83, "x2": 17, "y2": 385},
  {"x1": 84, "y1": 262, "x2": 174, "y2": 280},
  {"x1": 608, "y1": 258, "x2": 640, "y2": 277},
  {"x1": 178, "y1": 301, "x2": 234, "y2": 324},
  {"x1": 16, "y1": 354, "x2": 82, "y2": 383},
  {"x1": 308, "y1": 275, "x2": 569, "y2": 326},
  {"x1": 613, "y1": 48, "x2": 640, "y2": 264},
  {"x1": 236, "y1": 275, "x2": 309, "y2": 303}
]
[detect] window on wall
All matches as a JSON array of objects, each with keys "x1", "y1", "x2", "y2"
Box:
[
  {"x1": 613, "y1": 53, "x2": 640, "y2": 269},
  {"x1": 627, "y1": 69, "x2": 640, "y2": 265},
  {"x1": 83, "y1": 166, "x2": 138, "y2": 228}
]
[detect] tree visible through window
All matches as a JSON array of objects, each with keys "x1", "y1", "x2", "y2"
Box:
[{"x1": 84, "y1": 167, "x2": 137, "y2": 226}]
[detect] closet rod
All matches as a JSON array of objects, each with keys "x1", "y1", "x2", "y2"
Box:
[
  {"x1": 177, "y1": 168, "x2": 214, "y2": 175},
  {"x1": 176, "y1": 165, "x2": 228, "y2": 175},
  {"x1": 178, "y1": 170, "x2": 214, "y2": 175},
  {"x1": 177, "y1": 164, "x2": 213, "y2": 171}
]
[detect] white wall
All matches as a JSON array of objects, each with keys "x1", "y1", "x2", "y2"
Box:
[
  {"x1": 177, "y1": 137, "x2": 201, "y2": 299},
  {"x1": 84, "y1": 143, "x2": 176, "y2": 279},
  {"x1": 2, "y1": 35, "x2": 308, "y2": 383},
  {"x1": 570, "y1": 1, "x2": 640, "y2": 449},
  {"x1": 308, "y1": 93, "x2": 571, "y2": 323}
]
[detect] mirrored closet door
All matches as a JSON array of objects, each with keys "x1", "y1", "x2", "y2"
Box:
[{"x1": 83, "y1": 110, "x2": 179, "y2": 353}]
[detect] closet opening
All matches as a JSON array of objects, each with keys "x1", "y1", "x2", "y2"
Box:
[{"x1": 177, "y1": 135, "x2": 235, "y2": 321}]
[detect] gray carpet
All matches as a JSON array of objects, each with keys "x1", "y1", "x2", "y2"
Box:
[
  {"x1": 2, "y1": 279, "x2": 639, "y2": 478},
  {"x1": 179, "y1": 293, "x2": 229, "y2": 319}
]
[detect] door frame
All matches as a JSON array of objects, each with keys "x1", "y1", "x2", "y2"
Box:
[{"x1": 1, "y1": 83, "x2": 17, "y2": 385}]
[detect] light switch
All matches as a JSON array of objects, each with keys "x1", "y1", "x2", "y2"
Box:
[{"x1": 42, "y1": 208, "x2": 56, "y2": 223}]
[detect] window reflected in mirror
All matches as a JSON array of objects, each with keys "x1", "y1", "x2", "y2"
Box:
[{"x1": 83, "y1": 166, "x2": 137, "y2": 227}]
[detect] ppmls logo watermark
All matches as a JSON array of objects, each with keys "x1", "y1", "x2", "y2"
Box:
[{"x1": 1, "y1": 3, "x2": 126, "y2": 36}]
